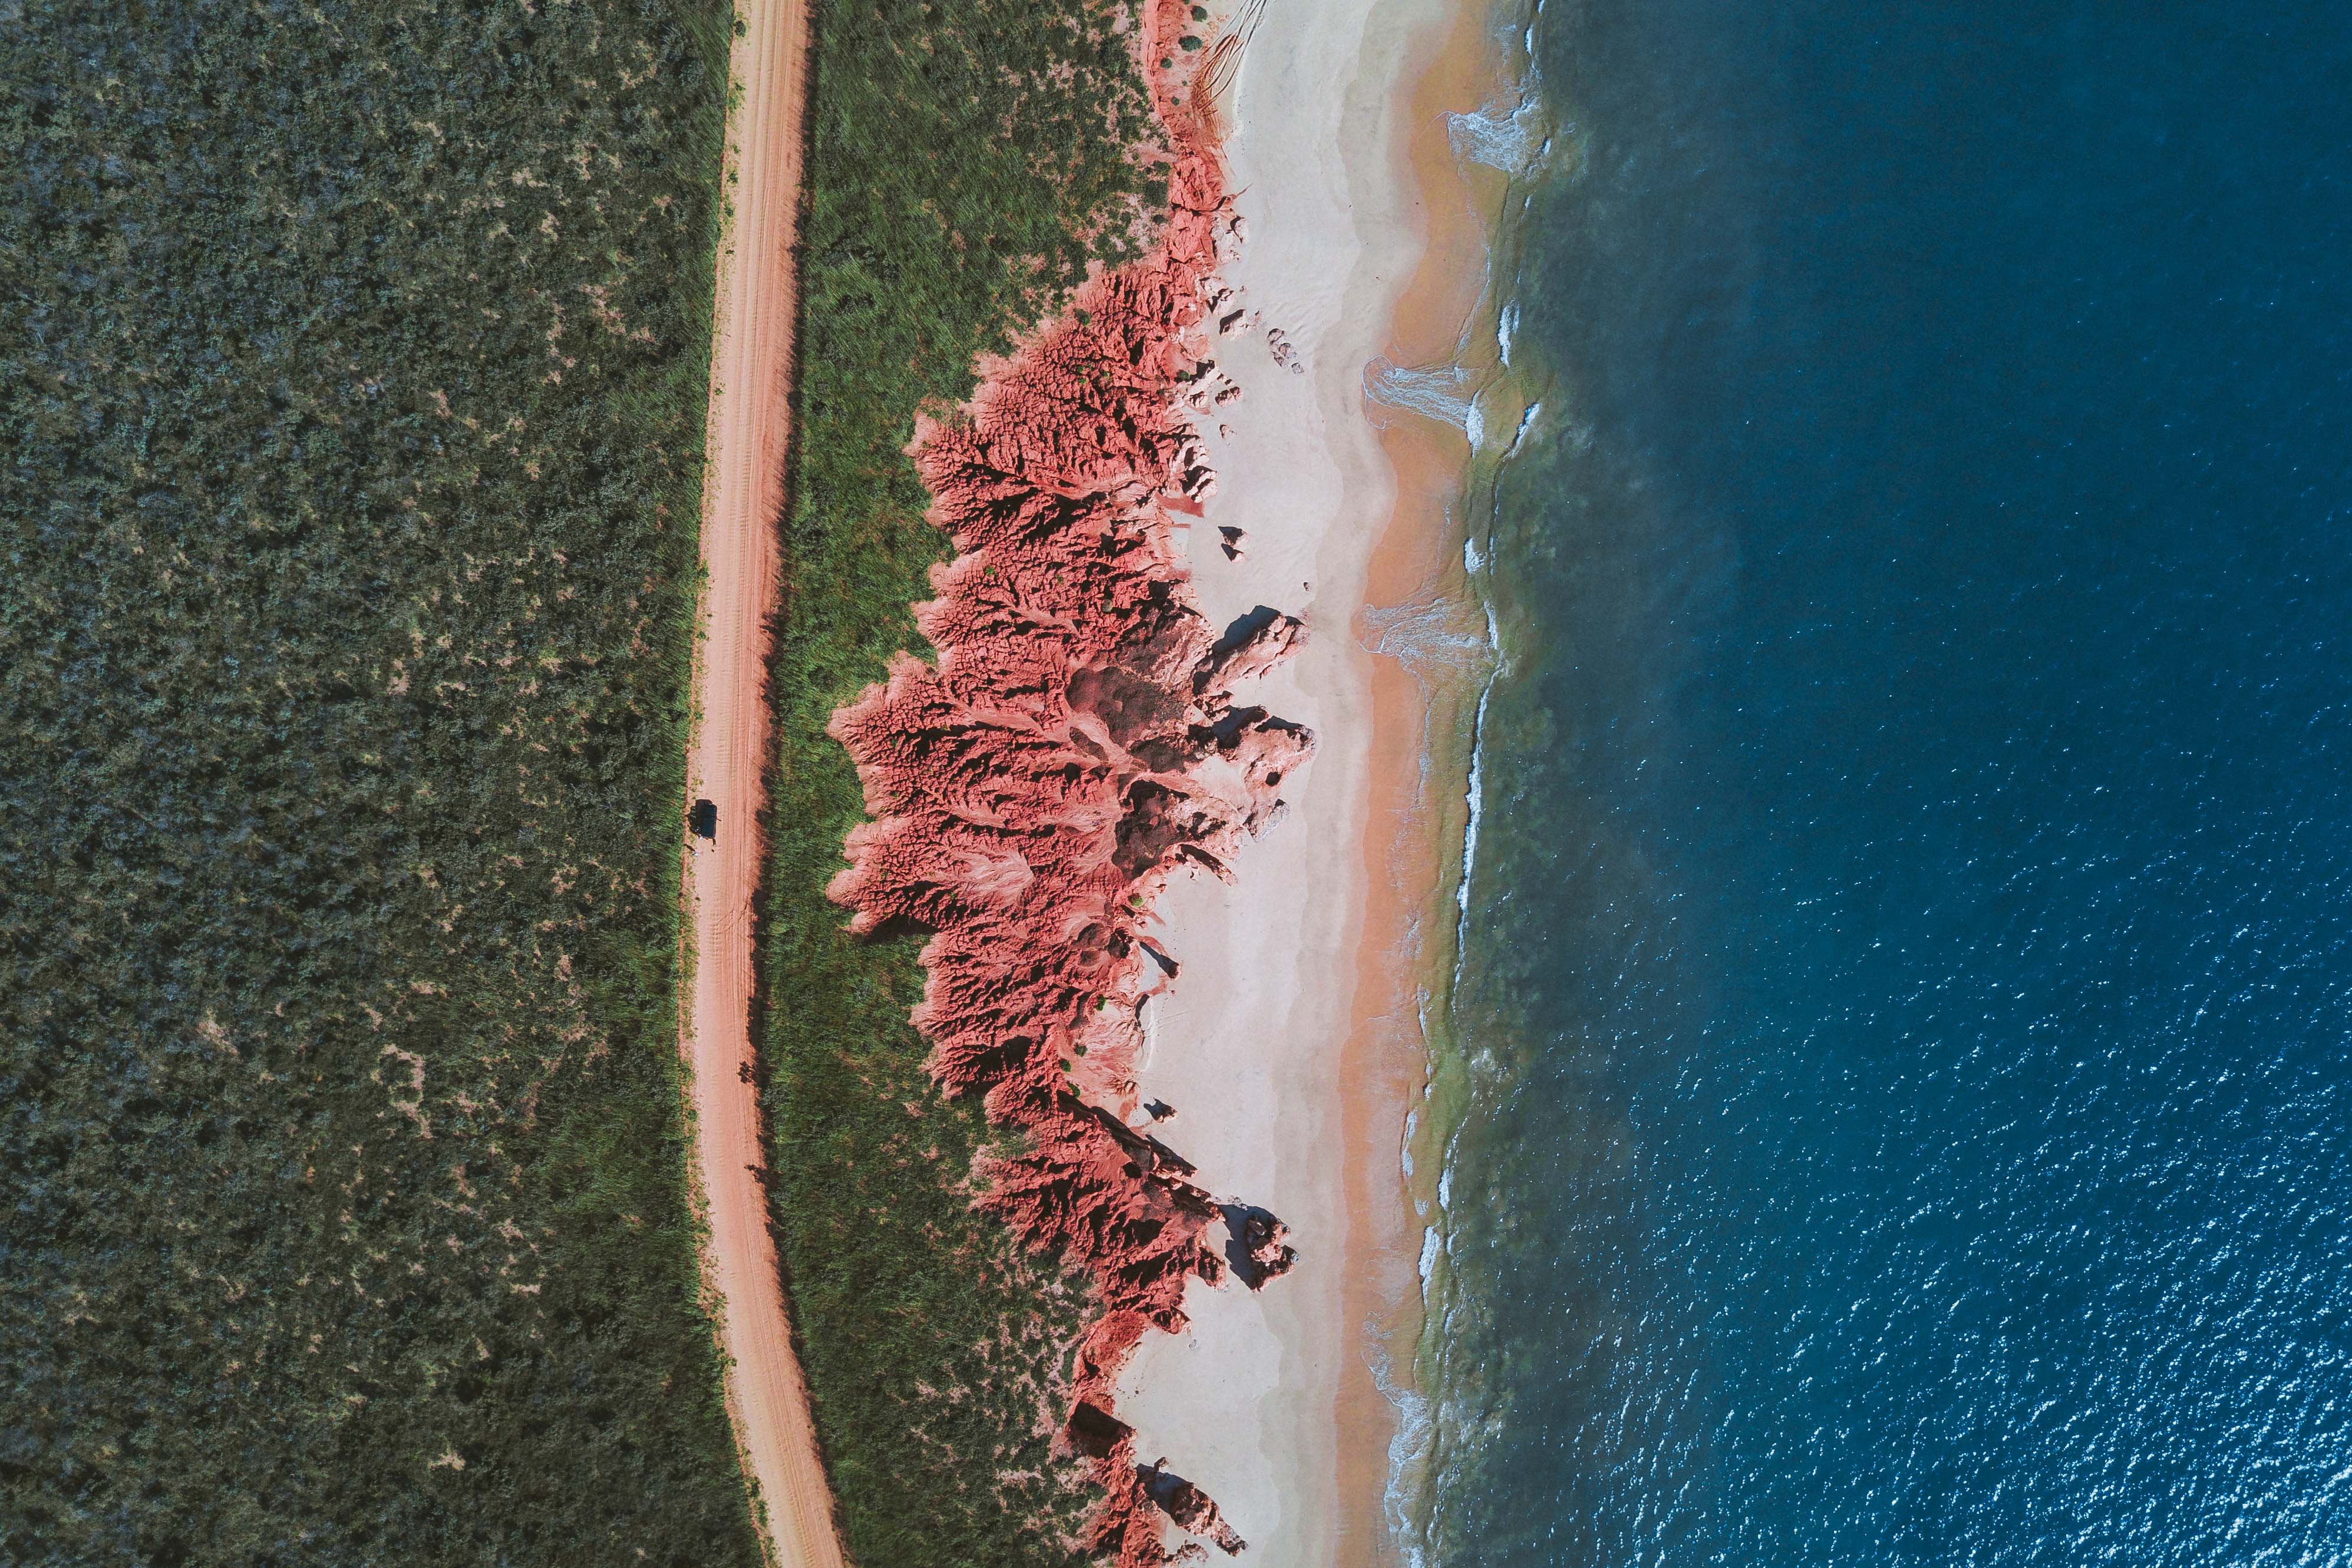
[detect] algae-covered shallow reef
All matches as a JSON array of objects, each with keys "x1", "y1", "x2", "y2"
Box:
[
  {"x1": 758, "y1": 0, "x2": 1173, "y2": 1563},
  {"x1": 1, "y1": 2, "x2": 759, "y2": 1561}
]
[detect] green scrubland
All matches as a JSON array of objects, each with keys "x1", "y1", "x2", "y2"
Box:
[
  {"x1": 759, "y1": 1, "x2": 1166, "y2": 1563},
  {"x1": 1, "y1": 2, "x2": 758, "y2": 1563}
]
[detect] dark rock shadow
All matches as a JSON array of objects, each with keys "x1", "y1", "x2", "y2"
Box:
[
  {"x1": 851, "y1": 910, "x2": 935, "y2": 945},
  {"x1": 1212, "y1": 604, "x2": 1284, "y2": 658},
  {"x1": 1138, "y1": 1458, "x2": 1247, "y2": 1556},
  {"x1": 1064, "y1": 1398, "x2": 1131, "y2": 1460}
]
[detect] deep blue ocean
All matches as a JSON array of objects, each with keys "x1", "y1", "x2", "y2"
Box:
[{"x1": 1426, "y1": 2, "x2": 2352, "y2": 1563}]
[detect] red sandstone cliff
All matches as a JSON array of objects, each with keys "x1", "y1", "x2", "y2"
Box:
[{"x1": 825, "y1": 5, "x2": 1302, "y2": 1562}]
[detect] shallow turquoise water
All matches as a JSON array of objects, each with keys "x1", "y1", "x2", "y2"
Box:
[{"x1": 1427, "y1": 2, "x2": 2352, "y2": 1562}]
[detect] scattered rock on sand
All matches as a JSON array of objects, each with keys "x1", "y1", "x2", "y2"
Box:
[
  {"x1": 1242, "y1": 1210, "x2": 1297, "y2": 1285},
  {"x1": 1144, "y1": 1458, "x2": 1248, "y2": 1557}
]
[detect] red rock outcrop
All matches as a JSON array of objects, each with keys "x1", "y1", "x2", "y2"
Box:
[
  {"x1": 1241, "y1": 1210, "x2": 1298, "y2": 1288},
  {"x1": 825, "y1": 7, "x2": 1304, "y2": 1563}
]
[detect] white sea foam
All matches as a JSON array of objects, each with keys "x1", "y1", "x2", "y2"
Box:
[
  {"x1": 1361, "y1": 595, "x2": 1493, "y2": 677},
  {"x1": 1447, "y1": 92, "x2": 1546, "y2": 176},
  {"x1": 1505, "y1": 400, "x2": 1542, "y2": 458},
  {"x1": 1453, "y1": 619, "x2": 1500, "y2": 929},
  {"x1": 1363, "y1": 355, "x2": 1476, "y2": 433},
  {"x1": 1373, "y1": 1324, "x2": 1438, "y2": 1568}
]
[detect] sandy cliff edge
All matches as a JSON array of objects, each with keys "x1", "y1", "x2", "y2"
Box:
[
  {"x1": 814, "y1": 0, "x2": 1503, "y2": 1558},
  {"x1": 1111, "y1": 0, "x2": 1506, "y2": 1563}
]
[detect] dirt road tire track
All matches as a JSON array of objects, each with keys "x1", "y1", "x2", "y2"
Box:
[{"x1": 684, "y1": 2, "x2": 845, "y2": 1564}]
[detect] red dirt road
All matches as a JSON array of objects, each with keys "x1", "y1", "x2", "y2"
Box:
[{"x1": 683, "y1": 1, "x2": 843, "y2": 1564}]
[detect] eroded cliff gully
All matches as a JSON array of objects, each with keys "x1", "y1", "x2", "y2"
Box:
[{"x1": 825, "y1": 6, "x2": 1305, "y2": 1562}]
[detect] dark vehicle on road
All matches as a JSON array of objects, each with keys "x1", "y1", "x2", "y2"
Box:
[{"x1": 690, "y1": 798, "x2": 718, "y2": 840}]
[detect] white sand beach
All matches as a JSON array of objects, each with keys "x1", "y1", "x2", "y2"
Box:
[{"x1": 1114, "y1": 0, "x2": 1500, "y2": 1560}]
